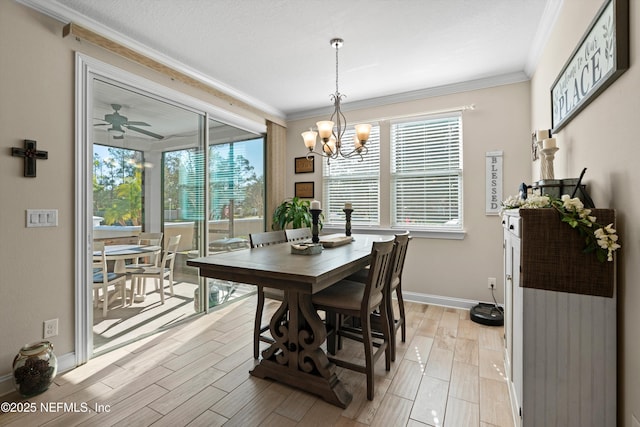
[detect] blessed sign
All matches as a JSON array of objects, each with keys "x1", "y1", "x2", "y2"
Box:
[
  {"x1": 485, "y1": 151, "x2": 503, "y2": 215},
  {"x1": 551, "y1": 0, "x2": 628, "y2": 132}
]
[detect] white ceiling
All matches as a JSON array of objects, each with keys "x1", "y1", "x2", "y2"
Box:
[{"x1": 21, "y1": 0, "x2": 562, "y2": 121}]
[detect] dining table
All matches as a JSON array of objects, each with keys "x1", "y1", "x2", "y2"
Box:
[
  {"x1": 97, "y1": 244, "x2": 163, "y2": 273},
  {"x1": 187, "y1": 233, "x2": 392, "y2": 408}
]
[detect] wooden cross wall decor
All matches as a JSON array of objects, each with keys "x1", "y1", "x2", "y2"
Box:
[{"x1": 11, "y1": 139, "x2": 48, "y2": 177}]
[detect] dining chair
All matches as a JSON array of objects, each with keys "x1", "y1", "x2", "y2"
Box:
[
  {"x1": 342, "y1": 231, "x2": 411, "y2": 361},
  {"x1": 249, "y1": 230, "x2": 287, "y2": 359},
  {"x1": 92, "y1": 241, "x2": 127, "y2": 317},
  {"x1": 128, "y1": 235, "x2": 181, "y2": 304},
  {"x1": 284, "y1": 227, "x2": 312, "y2": 243},
  {"x1": 126, "y1": 232, "x2": 163, "y2": 298},
  {"x1": 311, "y1": 239, "x2": 395, "y2": 400}
]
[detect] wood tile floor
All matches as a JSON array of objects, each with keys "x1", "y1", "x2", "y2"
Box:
[{"x1": 0, "y1": 298, "x2": 514, "y2": 427}]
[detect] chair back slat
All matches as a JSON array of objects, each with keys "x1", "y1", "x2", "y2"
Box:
[
  {"x1": 250, "y1": 230, "x2": 287, "y2": 248},
  {"x1": 161, "y1": 235, "x2": 181, "y2": 268},
  {"x1": 138, "y1": 232, "x2": 163, "y2": 246},
  {"x1": 363, "y1": 240, "x2": 395, "y2": 310},
  {"x1": 92, "y1": 241, "x2": 107, "y2": 279},
  {"x1": 285, "y1": 227, "x2": 312, "y2": 243},
  {"x1": 389, "y1": 232, "x2": 411, "y2": 286}
]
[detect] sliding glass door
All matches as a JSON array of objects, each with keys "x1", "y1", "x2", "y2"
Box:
[
  {"x1": 77, "y1": 54, "x2": 267, "y2": 363},
  {"x1": 205, "y1": 118, "x2": 265, "y2": 308}
]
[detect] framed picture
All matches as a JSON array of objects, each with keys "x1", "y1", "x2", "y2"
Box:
[
  {"x1": 295, "y1": 156, "x2": 314, "y2": 174},
  {"x1": 294, "y1": 181, "x2": 314, "y2": 199},
  {"x1": 550, "y1": 0, "x2": 629, "y2": 132}
]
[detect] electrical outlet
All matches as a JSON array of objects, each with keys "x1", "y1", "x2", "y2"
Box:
[
  {"x1": 487, "y1": 277, "x2": 497, "y2": 289},
  {"x1": 44, "y1": 319, "x2": 58, "y2": 338}
]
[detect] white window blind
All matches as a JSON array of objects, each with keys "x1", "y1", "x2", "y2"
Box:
[
  {"x1": 391, "y1": 114, "x2": 462, "y2": 229},
  {"x1": 322, "y1": 125, "x2": 380, "y2": 226}
]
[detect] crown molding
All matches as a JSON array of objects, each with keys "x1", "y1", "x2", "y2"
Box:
[
  {"x1": 16, "y1": 0, "x2": 286, "y2": 122},
  {"x1": 524, "y1": 0, "x2": 564, "y2": 76},
  {"x1": 286, "y1": 71, "x2": 530, "y2": 121}
]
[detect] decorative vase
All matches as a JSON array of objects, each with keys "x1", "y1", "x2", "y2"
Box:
[{"x1": 12, "y1": 341, "x2": 57, "y2": 397}]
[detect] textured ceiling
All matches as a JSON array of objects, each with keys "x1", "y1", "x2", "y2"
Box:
[{"x1": 21, "y1": 0, "x2": 561, "y2": 120}]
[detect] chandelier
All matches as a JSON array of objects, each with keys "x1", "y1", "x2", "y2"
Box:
[{"x1": 301, "y1": 38, "x2": 371, "y2": 163}]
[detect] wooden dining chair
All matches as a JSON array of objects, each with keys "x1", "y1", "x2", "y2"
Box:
[
  {"x1": 285, "y1": 227, "x2": 312, "y2": 243},
  {"x1": 312, "y1": 239, "x2": 395, "y2": 400},
  {"x1": 92, "y1": 241, "x2": 127, "y2": 316},
  {"x1": 128, "y1": 235, "x2": 181, "y2": 304},
  {"x1": 342, "y1": 231, "x2": 411, "y2": 361},
  {"x1": 249, "y1": 230, "x2": 287, "y2": 359}
]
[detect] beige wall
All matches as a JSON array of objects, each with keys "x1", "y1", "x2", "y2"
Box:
[
  {"x1": 286, "y1": 82, "x2": 532, "y2": 304},
  {"x1": 0, "y1": 0, "x2": 267, "y2": 387},
  {"x1": 531, "y1": 1, "x2": 639, "y2": 424},
  {"x1": 3, "y1": 0, "x2": 637, "y2": 422}
]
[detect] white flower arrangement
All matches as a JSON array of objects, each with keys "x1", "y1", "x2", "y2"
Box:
[{"x1": 502, "y1": 194, "x2": 620, "y2": 262}]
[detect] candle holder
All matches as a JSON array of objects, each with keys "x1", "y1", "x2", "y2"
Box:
[
  {"x1": 310, "y1": 209, "x2": 322, "y2": 243},
  {"x1": 540, "y1": 146, "x2": 559, "y2": 180},
  {"x1": 343, "y1": 208, "x2": 353, "y2": 236}
]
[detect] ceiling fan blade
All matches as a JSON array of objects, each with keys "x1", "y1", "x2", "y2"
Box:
[
  {"x1": 127, "y1": 121, "x2": 151, "y2": 126},
  {"x1": 94, "y1": 123, "x2": 110, "y2": 126},
  {"x1": 125, "y1": 125, "x2": 165, "y2": 140}
]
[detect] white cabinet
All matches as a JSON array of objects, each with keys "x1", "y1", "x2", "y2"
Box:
[{"x1": 503, "y1": 209, "x2": 616, "y2": 427}]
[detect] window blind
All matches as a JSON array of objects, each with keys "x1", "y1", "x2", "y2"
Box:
[
  {"x1": 322, "y1": 125, "x2": 380, "y2": 226},
  {"x1": 391, "y1": 114, "x2": 462, "y2": 229}
]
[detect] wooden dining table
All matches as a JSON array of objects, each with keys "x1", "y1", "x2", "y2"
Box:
[{"x1": 187, "y1": 233, "x2": 392, "y2": 408}]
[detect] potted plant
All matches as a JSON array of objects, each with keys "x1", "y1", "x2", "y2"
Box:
[{"x1": 272, "y1": 197, "x2": 322, "y2": 230}]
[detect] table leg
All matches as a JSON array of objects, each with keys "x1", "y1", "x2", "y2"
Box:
[{"x1": 250, "y1": 290, "x2": 352, "y2": 408}]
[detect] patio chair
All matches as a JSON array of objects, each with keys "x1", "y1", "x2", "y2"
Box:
[
  {"x1": 93, "y1": 241, "x2": 127, "y2": 317},
  {"x1": 126, "y1": 232, "x2": 163, "y2": 297},
  {"x1": 128, "y1": 235, "x2": 181, "y2": 304}
]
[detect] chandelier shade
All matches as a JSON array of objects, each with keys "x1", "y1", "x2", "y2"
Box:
[{"x1": 302, "y1": 38, "x2": 371, "y2": 163}]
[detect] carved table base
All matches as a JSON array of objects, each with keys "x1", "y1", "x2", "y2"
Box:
[{"x1": 250, "y1": 291, "x2": 353, "y2": 408}]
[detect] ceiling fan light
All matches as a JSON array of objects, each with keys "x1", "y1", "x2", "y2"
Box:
[{"x1": 108, "y1": 126, "x2": 124, "y2": 137}]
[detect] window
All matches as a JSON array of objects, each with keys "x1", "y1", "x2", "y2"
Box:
[
  {"x1": 321, "y1": 112, "x2": 463, "y2": 234},
  {"x1": 322, "y1": 126, "x2": 380, "y2": 226},
  {"x1": 391, "y1": 114, "x2": 462, "y2": 229}
]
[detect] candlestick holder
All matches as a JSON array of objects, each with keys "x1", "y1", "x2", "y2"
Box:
[
  {"x1": 540, "y1": 146, "x2": 559, "y2": 180},
  {"x1": 310, "y1": 209, "x2": 322, "y2": 243},
  {"x1": 343, "y1": 208, "x2": 353, "y2": 236}
]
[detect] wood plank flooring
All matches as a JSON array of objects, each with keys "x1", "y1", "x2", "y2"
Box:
[{"x1": 0, "y1": 298, "x2": 514, "y2": 427}]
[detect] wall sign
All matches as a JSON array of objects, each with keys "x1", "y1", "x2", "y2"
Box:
[
  {"x1": 486, "y1": 151, "x2": 503, "y2": 215},
  {"x1": 551, "y1": 0, "x2": 629, "y2": 132}
]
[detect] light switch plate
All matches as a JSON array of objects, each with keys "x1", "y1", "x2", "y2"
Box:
[
  {"x1": 26, "y1": 209, "x2": 58, "y2": 227},
  {"x1": 632, "y1": 414, "x2": 639, "y2": 427}
]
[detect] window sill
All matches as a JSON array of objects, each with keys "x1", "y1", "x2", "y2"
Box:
[{"x1": 321, "y1": 226, "x2": 466, "y2": 240}]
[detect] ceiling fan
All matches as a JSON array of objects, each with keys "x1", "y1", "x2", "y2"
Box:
[{"x1": 95, "y1": 104, "x2": 164, "y2": 140}]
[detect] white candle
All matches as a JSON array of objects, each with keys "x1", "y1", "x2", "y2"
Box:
[
  {"x1": 542, "y1": 138, "x2": 557, "y2": 149},
  {"x1": 310, "y1": 200, "x2": 321, "y2": 210},
  {"x1": 344, "y1": 202, "x2": 352, "y2": 210},
  {"x1": 536, "y1": 129, "x2": 550, "y2": 141}
]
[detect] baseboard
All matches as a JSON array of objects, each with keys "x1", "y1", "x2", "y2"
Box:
[
  {"x1": 0, "y1": 351, "x2": 76, "y2": 397},
  {"x1": 401, "y1": 290, "x2": 496, "y2": 310}
]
